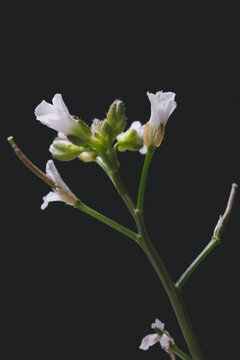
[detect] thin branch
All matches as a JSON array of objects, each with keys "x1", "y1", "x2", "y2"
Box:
[
  {"x1": 213, "y1": 183, "x2": 238, "y2": 238},
  {"x1": 7, "y1": 136, "x2": 55, "y2": 188},
  {"x1": 74, "y1": 200, "x2": 139, "y2": 243},
  {"x1": 176, "y1": 183, "x2": 238, "y2": 289}
]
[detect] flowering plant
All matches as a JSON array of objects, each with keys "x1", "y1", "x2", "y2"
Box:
[{"x1": 8, "y1": 91, "x2": 237, "y2": 360}]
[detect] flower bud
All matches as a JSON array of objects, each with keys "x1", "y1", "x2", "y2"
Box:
[
  {"x1": 68, "y1": 119, "x2": 92, "y2": 146},
  {"x1": 49, "y1": 137, "x2": 83, "y2": 161},
  {"x1": 91, "y1": 119, "x2": 110, "y2": 143},
  {"x1": 78, "y1": 151, "x2": 96, "y2": 163},
  {"x1": 116, "y1": 128, "x2": 143, "y2": 152},
  {"x1": 106, "y1": 100, "x2": 127, "y2": 138}
]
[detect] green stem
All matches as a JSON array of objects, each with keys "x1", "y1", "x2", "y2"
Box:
[
  {"x1": 176, "y1": 237, "x2": 220, "y2": 289},
  {"x1": 107, "y1": 169, "x2": 204, "y2": 360},
  {"x1": 107, "y1": 169, "x2": 138, "y2": 220},
  {"x1": 176, "y1": 183, "x2": 238, "y2": 289},
  {"x1": 136, "y1": 212, "x2": 204, "y2": 360},
  {"x1": 171, "y1": 343, "x2": 192, "y2": 360},
  {"x1": 137, "y1": 146, "x2": 155, "y2": 213},
  {"x1": 155, "y1": 328, "x2": 192, "y2": 359},
  {"x1": 74, "y1": 200, "x2": 139, "y2": 243}
]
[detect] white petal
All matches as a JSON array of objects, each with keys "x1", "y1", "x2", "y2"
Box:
[
  {"x1": 57, "y1": 132, "x2": 67, "y2": 139},
  {"x1": 160, "y1": 333, "x2": 171, "y2": 349},
  {"x1": 52, "y1": 94, "x2": 70, "y2": 114},
  {"x1": 45, "y1": 160, "x2": 77, "y2": 206},
  {"x1": 130, "y1": 121, "x2": 142, "y2": 132},
  {"x1": 41, "y1": 191, "x2": 63, "y2": 210},
  {"x1": 139, "y1": 144, "x2": 147, "y2": 155},
  {"x1": 156, "y1": 90, "x2": 163, "y2": 97},
  {"x1": 35, "y1": 96, "x2": 78, "y2": 136},
  {"x1": 159, "y1": 93, "x2": 177, "y2": 126},
  {"x1": 35, "y1": 100, "x2": 56, "y2": 117},
  {"x1": 139, "y1": 334, "x2": 160, "y2": 350},
  {"x1": 129, "y1": 121, "x2": 145, "y2": 154},
  {"x1": 147, "y1": 90, "x2": 177, "y2": 130},
  {"x1": 159, "y1": 91, "x2": 176, "y2": 102},
  {"x1": 45, "y1": 160, "x2": 64, "y2": 185},
  {"x1": 154, "y1": 319, "x2": 165, "y2": 332}
]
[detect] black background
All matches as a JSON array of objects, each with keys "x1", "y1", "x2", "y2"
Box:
[{"x1": 2, "y1": 1, "x2": 240, "y2": 359}]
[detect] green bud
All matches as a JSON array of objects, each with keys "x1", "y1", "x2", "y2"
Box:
[
  {"x1": 50, "y1": 138, "x2": 83, "y2": 161},
  {"x1": 68, "y1": 119, "x2": 91, "y2": 146},
  {"x1": 106, "y1": 100, "x2": 127, "y2": 138},
  {"x1": 116, "y1": 129, "x2": 143, "y2": 152},
  {"x1": 78, "y1": 151, "x2": 96, "y2": 163},
  {"x1": 91, "y1": 119, "x2": 110, "y2": 141}
]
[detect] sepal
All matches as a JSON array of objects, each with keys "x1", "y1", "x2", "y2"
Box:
[
  {"x1": 106, "y1": 100, "x2": 127, "y2": 139},
  {"x1": 50, "y1": 137, "x2": 83, "y2": 161}
]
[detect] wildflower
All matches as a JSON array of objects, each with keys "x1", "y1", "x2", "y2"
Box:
[
  {"x1": 35, "y1": 94, "x2": 91, "y2": 143},
  {"x1": 41, "y1": 160, "x2": 77, "y2": 209},
  {"x1": 139, "y1": 318, "x2": 175, "y2": 360},
  {"x1": 144, "y1": 91, "x2": 176, "y2": 148}
]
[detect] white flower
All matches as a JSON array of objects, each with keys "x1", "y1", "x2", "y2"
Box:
[
  {"x1": 41, "y1": 160, "x2": 77, "y2": 210},
  {"x1": 139, "y1": 318, "x2": 175, "y2": 360},
  {"x1": 35, "y1": 94, "x2": 81, "y2": 137},
  {"x1": 129, "y1": 121, "x2": 147, "y2": 154},
  {"x1": 144, "y1": 91, "x2": 177, "y2": 148}
]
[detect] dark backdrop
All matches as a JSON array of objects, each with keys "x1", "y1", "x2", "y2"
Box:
[{"x1": 2, "y1": 1, "x2": 240, "y2": 359}]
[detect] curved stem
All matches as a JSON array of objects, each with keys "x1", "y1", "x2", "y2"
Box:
[{"x1": 137, "y1": 146, "x2": 155, "y2": 213}]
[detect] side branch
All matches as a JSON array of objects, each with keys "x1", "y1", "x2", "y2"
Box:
[
  {"x1": 213, "y1": 183, "x2": 238, "y2": 238},
  {"x1": 176, "y1": 183, "x2": 238, "y2": 289},
  {"x1": 7, "y1": 136, "x2": 55, "y2": 188}
]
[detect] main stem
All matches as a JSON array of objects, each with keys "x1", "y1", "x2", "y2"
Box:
[
  {"x1": 110, "y1": 169, "x2": 204, "y2": 360},
  {"x1": 136, "y1": 212, "x2": 204, "y2": 360}
]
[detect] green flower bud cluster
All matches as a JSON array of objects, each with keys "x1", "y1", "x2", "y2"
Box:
[{"x1": 49, "y1": 99, "x2": 145, "y2": 171}]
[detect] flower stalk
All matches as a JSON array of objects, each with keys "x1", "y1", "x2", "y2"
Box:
[
  {"x1": 100, "y1": 161, "x2": 204, "y2": 360},
  {"x1": 137, "y1": 146, "x2": 156, "y2": 213},
  {"x1": 176, "y1": 183, "x2": 238, "y2": 289},
  {"x1": 7, "y1": 137, "x2": 55, "y2": 188}
]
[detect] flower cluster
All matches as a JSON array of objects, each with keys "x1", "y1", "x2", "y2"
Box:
[
  {"x1": 34, "y1": 91, "x2": 176, "y2": 209},
  {"x1": 35, "y1": 91, "x2": 176, "y2": 161}
]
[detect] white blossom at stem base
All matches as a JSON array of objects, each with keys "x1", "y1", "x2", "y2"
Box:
[
  {"x1": 41, "y1": 160, "x2": 77, "y2": 209},
  {"x1": 139, "y1": 318, "x2": 175, "y2": 360}
]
